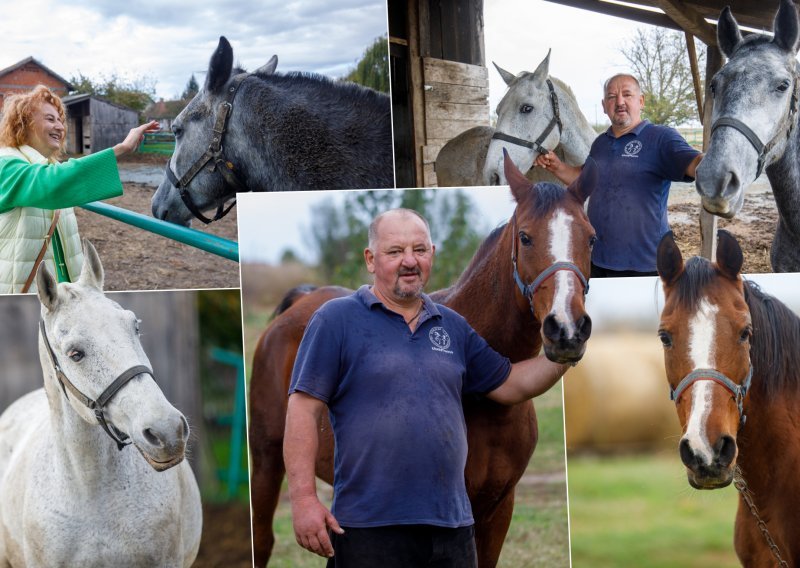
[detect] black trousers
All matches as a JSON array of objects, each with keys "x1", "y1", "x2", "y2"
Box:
[
  {"x1": 326, "y1": 524, "x2": 477, "y2": 568},
  {"x1": 591, "y1": 263, "x2": 659, "y2": 278}
]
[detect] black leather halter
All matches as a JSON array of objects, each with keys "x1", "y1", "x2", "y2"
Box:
[
  {"x1": 710, "y1": 75, "x2": 800, "y2": 179},
  {"x1": 492, "y1": 78, "x2": 563, "y2": 156},
  {"x1": 165, "y1": 72, "x2": 251, "y2": 224},
  {"x1": 510, "y1": 214, "x2": 589, "y2": 314},
  {"x1": 40, "y1": 319, "x2": 154, "y2": 451}
]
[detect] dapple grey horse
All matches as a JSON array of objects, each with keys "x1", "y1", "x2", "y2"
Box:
[
  {"x1": 0, "y1": 241, "x2": 202, "y2": 567},
  {"x1": 152, "y1": 36, "x2": 394, "y2": 226},
  {"x1": 695, "y1": 0, "x2": 800, "y2": 272},
  {"x1": 435, "y1": 51, "x2": 596, "y2": 187}
]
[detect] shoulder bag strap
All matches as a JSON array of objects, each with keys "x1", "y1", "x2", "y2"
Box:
[{"x1": 22, "y1": 210, "x2": 61, "y2": 293}]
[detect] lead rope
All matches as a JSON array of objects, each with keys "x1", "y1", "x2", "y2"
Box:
[{"x1": 733, "y1": 466, "x2": 788, "y2": 567}]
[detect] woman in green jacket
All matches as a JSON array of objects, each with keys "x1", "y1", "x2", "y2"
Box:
[{"x1": 0, "y1": 84, "x2": 157, "y2": 293}]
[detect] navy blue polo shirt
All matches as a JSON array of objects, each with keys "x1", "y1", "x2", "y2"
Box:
[
  {"x1": 288, "y1": 285, "x2": 512, "y2": 528},
  {"x1": 588, "y1": 120, "x2": 700, "y2": 271}
]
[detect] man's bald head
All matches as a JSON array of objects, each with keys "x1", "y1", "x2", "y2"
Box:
[{"x1": 368, "y1": 208, "x2": 432, "y2": 251}]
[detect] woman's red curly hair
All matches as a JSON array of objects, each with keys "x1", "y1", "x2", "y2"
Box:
[{"x1": 0, "y1": 85, "x2": 67, "y2": 157}]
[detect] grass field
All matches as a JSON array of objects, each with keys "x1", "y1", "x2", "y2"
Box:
[{"x1": 568, "y1": 451, "x2": 740, "y2": 567}]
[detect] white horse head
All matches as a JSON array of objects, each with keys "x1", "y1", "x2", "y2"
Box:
[{"x1": 36, "y1": 240, "x2": 189, "y2": 471}]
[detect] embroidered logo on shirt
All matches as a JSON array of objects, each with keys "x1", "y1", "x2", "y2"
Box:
[
  {"x1": 429, "y1": 327, "x2": 453, "y2": 354},
  {"x1": 622, "y1": 140, "x2": 642, "y2": 157}
]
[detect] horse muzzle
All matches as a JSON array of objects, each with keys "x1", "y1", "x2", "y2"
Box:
[
  {"x1": 542, "y1": 313, "x2": 592, "y2": 364},
  {"x1": 679, "y1": 434, "x2": 737, "y2": 489},
  {"x1": 131, "y1": 413, "x2": 190, "y2": 472}
]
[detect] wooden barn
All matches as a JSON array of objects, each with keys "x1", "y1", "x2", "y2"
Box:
[
  {"x1": 62, "y1": 94, "x2": 139, "y2": 155},
  {"x1": 0, "y1": 292, "x2": 204, "y2": 478},
  {"x1": 389, "y1": 0, "x2": 490, "y2": 187},
  {"x1": 0, "y1": 56, "x2": 72, "y2": 111}
]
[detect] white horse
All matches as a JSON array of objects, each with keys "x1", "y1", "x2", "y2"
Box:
[
  {"x1": 0, "y1": 241, "x2": 202, "y2": 568},
  {"x1": 435, "y1": 51, "x2": 596, "y2": 187}
]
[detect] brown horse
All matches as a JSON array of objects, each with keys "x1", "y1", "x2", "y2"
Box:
[
  {"x1": 248, "y1": 153, "x2": 598, "y2": 567},
  {"x1": 657, "y1": 230, "x2": 800, "y2": 566}
]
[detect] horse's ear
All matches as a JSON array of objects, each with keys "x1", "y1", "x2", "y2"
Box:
[
  {"x1": 568, "y1": 157, "x2": 598, "y2": 204},
  {"x1": 493, "y1": 62, "x2": 516, "y2": 86},
  {"x1": 36, "y1": 261, "x2": 59, "y2": 312},
  {"x1": 716, "y1": 229, "x2": 744, "y2": 280},
  {"x1": 773, "y1": 0, "x2": 800, "y2": 53},
  {"x1": 77, "y1": 239, "x2": 104, "y2": 291},
  {"x1": 657, "y1": 231, "x2": 684, "y2": 287},
  {"x1": 206, "y1": 36, "x2": 234, "y2": 93},
  {"x1": 531, "y1": 49, "x2": 551, "y2": 84},
  {"x1": 255, "y1": 55, "x2": 278, "y2": 76},
  {"x1": 718, "y1": 6, "x2": 743, "y2": 58},
  {"x1": 503, "y1": 148, "x2": 533, "y2": 202}
]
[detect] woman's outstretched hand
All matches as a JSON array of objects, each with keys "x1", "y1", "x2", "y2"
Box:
[{"x1": 113, "y1": 120, "x2": 161, "y2": 158}]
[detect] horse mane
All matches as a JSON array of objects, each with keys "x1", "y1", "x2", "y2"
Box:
[
  {"x1": 444, "y1": 224, "x2": 507, "y2": 295},
  {"x1": 744, "y1": 280, "x2": 800, "y2": 398},
  {"x1": 246, "y1": 69, "x2": 388, "y2": 105},
  {"x1": 673, "y1": 257, "x2": 716, "y2": 312},
  {"x1": 527, "y1": 183, "x2": 568, "y2": 217}
]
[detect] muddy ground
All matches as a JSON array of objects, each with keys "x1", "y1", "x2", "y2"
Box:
[
  {"x1": 76, "y1": 153, "x2": 239, "y2": 292},
  {"x1": 667, "y1": 178, "x2": 776, "y2": 274},
  {"x1": 194, "y1": 502, "x2": 253, "y2": 567}
]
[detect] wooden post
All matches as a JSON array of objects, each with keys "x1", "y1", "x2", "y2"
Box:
[
  {"x1": 685, "y1": 32, "x2": 704, "y2": 125},
  {"x1": 408, "y1": 0, "x2": 427, "y2": 187},
  {"x1": 699, "y1": 45, "x2": 723, "y2": 259}
]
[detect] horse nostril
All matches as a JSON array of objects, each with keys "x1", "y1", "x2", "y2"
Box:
[
  {"x1": 179, "y1": 415, "x2": 190, "y2": 441},
  {"x1": 543, "y1": 314, "x2": 567, "y2": 342},
  {"x1": 679, "y1": 438, "x2": 697, "y2": 469},
  {"x1": 715, "y1": 434, "x2": 737, "y2": 468},
  {"x1": 143, "y1": 427, "x2": 163, "y2": 447},
  {"x1": 576, "y1": 315, "x2": 592, "y2": 341}
]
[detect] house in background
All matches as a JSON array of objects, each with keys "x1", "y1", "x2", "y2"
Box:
[
  {"x1": 62, "y1": 94, "x2": 139, "y2": 155},
  {"x1": 0, "y1": 56, "x2": 73, "y2": 110},
  {"x1": 144, "y1": 98, "x2": 188, "y2": 132}
]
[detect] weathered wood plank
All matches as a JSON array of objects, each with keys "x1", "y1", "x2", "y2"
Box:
[
  {"x1": 424, "y1": 100, "x2": 490, "y2": 122},
  {"x1": 426, "y1": 118, "x2": 487, "y2": 140},
  {"x1": 424, "y1": 82, "x2": 489, "y2": 105},
  {"x1": 423, "y1": 57, "x2": 488, "y2": 87}
]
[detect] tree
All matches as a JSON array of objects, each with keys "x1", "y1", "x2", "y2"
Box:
[
  {"x1": 620, "y1": 27, "x2": 703, "y2": 126},
  {"x1": 182, "y1": 74, "x2": 199, "y2": 100},
  {"x1": 306, "y1": 189, "x2": 486, "y2": 291},
  {"x1": 70, "y1": 71, "x2": 156, "y2": 113},
  {"x1": 344, "y1": 35, "x2": 389, "y2": 93}
]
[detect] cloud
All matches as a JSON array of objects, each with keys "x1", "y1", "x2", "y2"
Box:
[{"x1": 1, "y1": 0, "x2": 387, "y2": 100}]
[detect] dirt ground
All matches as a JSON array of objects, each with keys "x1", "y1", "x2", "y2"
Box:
[
  {"x1": 194, "y1": 502, "x2": 253, "y2": 567},
  {"x1": 75, "y1": 153, "x2": 240, "y2": 292},
  {"x1": 667, "y1": 188, "x2": 777, "y2": 274}
]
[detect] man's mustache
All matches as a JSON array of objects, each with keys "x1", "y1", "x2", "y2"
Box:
[{"x1": 398, "y1": 268, "x2": 421, "y2": 277}]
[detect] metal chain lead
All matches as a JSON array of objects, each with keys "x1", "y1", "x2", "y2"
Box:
[{"x1": 733, "y1": 466, "x2": 788, "y2": 567}]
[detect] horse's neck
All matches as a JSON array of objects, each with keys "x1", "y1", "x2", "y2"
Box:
[
  {"x1": 42, "y1": 365, "x2": 126, "y2": 491},
  {"x1": 439, "y1": 233, "x2": 541, "y2": 362},
  {"x1": 552, "y1": 80, "x2": 596, "y2": 166},
  {"x1": 767, "y1": 121, "x2": 800, "y2": 234}
]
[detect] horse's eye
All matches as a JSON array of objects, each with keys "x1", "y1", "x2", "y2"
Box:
[
  {"x1": 589, "y1": 235, "x2": 597, "y2": 249},
  {"x1": 68, "y1": 350, "x2": 85, "y2": 362},
  {"x1": 739, "y1": 326, "x2": 752, "y2": 342},
  {"x1": 709, "y1": 81, "x2": 716, "y2": 99},
  {"x1": 173, "y1": 125, "x2": 183, "y2": 138},
  {"x1": 777, "y1": 80, "x2": 791, "y2": 93},
  {"x1": 520, "y1": 104, "x2": 533, "y2": 114},
  {"x1": 658, "y1": 330, "x2": 673, "y2": 348},
  {"x1": 519, "y1": 231, "x2": 532, "y2": 246},
  {"x1": 135, "y1": 318, "x2": 142, "y2": 335}
]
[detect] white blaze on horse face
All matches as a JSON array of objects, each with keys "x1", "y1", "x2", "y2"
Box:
[
  {"x1": 548, "y1": 209, "x2": 577, "y2": 336},
  {"x1": 683, "y1": 297, "x2": 720, "y2": 465}
]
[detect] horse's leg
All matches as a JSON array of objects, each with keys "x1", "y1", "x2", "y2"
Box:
[
  {"x1": 465, "y1": 400, "x2": 537, "y2": 568},
  {"x1": 248, "y1": 333, "x2": 298, "y2": 567}
]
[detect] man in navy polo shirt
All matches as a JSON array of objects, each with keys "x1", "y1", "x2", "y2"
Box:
[
  {"x1": 283, "y1": 208, "x2": 570, "y2": 567},
  {"x1": 536, "y1": 73, "x2": 703, "y2": 277}
]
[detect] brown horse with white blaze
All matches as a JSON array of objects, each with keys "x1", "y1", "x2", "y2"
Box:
[
  {"x1": 657, "y1": 230, "x2": 800, "y2": 566},
  {"x1": 248, "y1": 152, "x2": 598, "y2": 567}
]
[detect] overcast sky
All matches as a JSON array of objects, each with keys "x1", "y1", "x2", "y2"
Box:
[{"x1": 0, "y1": 0, "x2": 388, "y2": 100}]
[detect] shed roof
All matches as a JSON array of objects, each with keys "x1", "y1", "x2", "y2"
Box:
[
  {"x1": 543, "y1": 0, "x2": 791, "y2": 46},
  {"x1": 62, "y1": 93, "x2": 138, "y2": 113}
]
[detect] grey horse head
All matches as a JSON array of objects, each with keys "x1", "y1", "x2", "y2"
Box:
[
  {"x1": 151, "y1": 36, "x2": 277, "y2": 226},
  {"x1": 695, "y1": 0, "x2": 800, "y2": 218},
  {"x1": 483, "y1": 51, "x2": 561, "y2": 186}
]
